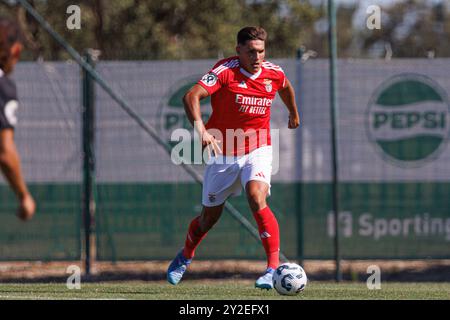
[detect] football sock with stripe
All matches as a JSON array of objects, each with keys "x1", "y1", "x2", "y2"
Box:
[
  {"x1": 182, "y1": 216, "x2": 208, "y2": 259},
  {"x1": 253, "y1": 206, "x2": 280, "y2": 270}
]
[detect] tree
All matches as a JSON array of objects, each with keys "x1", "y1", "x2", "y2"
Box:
[
  {"x1": 356, "y1": 0, "x2": 450, "y2": 58},
  {"x1": 0, "y1": 0, "x2": 322, "y2": 60}
]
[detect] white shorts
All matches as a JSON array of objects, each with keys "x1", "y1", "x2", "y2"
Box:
[{"x1": 202, "y1": 146, "x2": 272, "y2": 207}]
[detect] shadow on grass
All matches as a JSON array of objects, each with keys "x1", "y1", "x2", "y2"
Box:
[{"x1": 1, "y1": 264, "x2": 450, "y2": 283}]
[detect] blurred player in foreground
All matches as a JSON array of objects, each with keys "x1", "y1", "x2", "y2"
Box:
[
  {"x1": 167, "y1": 26, "x2": 300, "y2": 289},
  {"x1": 0, "y1": 17, "x2": 35, "y2": 221}
]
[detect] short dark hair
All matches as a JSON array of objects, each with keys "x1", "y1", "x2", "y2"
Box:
[
  {"x1": 237, "y1": 26, "x2": 267, "y2": 45},
  {"x1": 0, "y1": 17, "x2": 20, "y2": 71}
]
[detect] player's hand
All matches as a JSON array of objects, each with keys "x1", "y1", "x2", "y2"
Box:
[
  {"x1": 202, "y1": 131, "x2": 222, "y2": 157},
  {"x1": 288, "y1": 112, "x2": 300, "y2": 129},
  {"x1": 17, "y1": 193, "x2": 36, "y2": 221}
]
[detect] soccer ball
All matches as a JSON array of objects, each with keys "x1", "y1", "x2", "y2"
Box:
[{"x1": 272, "y1": 263, "x2": 307, "y2": 295}]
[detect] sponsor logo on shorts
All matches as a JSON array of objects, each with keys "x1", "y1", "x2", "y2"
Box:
[
  {"x1": 255, "y1": 171, "x2": 266, "y2": 179},
  {"x1": 208, "y1": 193, "x2": 216, "y2": 203}
]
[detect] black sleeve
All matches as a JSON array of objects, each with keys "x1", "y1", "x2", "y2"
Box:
[{"x1": 0, "y1": 76, "x2": 18, "y2": 130}]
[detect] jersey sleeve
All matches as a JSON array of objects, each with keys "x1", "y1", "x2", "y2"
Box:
[
  {"x1": 277, "y1": 68, "x2": 287, "y2": 90},
  {"x1": 197, "y1": 63, "x2": 229, "y2": 95},
  {"x1": 0, "y1": 78, "x2": 18, "y2": 130},
  {"x1": 0, "y1": 99, "x2": 18, "y2": 130}
]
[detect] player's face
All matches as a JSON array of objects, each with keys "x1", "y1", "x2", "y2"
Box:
[{"x1": 236, "y1": 39, "x2": 265, "y2": 74}]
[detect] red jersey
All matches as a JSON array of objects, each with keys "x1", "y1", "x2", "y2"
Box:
[{"x1": 197, "y1": 56, "x2": 287, "y2": 156}]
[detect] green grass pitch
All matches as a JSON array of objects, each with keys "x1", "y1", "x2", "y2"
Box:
[{"x1": 0, "y1": 280, "x2": 449, "y2": 300}]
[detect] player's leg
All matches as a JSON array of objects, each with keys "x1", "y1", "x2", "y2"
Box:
[
  {"x1": 185, "y1": 160, "x2": 240, "y2": 258},
  {"x1": 246, "y1": 182, "x2": 279, "y2": 270},
  {"x1": 241, "y1": 146, "x2": 279, "y2": 289},
  {"x1": 183, "y1": 203, "x2": 225, "y2": 259},
  {"x1": 167, "y1": 204, "x2": 224, "y2": 285},
  {"x1": 245, "y1": 180, "x2": 280, "y2": 289},
  {"x1": 167, "y1": 158, "x2": 241, "y2": 285}
]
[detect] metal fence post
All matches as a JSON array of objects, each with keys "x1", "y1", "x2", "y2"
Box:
[
  {"x1": 82, "y1": 50, "x2": 96, "y2": 276},
  {"x1": 296, "y1": 47, "x2": 304, "y2": 265},
  {"x1": 328, "y1": 0, "x2": 342, "y2": 282}
]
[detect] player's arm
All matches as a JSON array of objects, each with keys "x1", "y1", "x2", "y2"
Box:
[
  {"x1": 0, "y1": 129, "x2": 35, "y2": 221},
  {"x1": 278, "y1": 78, "x2": 300, "y2": 129},
  {"x1": 183, "y1": 84, "x2": 209, "y2": 132},
  {"x1": 183, "y1": 84, "x2": 222, "y2": 155}
]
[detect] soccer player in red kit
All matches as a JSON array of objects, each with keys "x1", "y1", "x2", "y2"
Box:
[{"x1": 167, "y1": 26, "x2": 300, "y2": 289}]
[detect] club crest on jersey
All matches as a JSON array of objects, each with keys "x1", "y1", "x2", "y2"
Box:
[
  {"x1": 264, "y1": 79, "x2": 272, "y2": 92},
  {"x1": 201, "y1": 72, "x2": 218, "y2": 87}
]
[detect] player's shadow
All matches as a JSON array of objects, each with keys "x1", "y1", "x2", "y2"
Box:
[
  {"x1": 0, "y1": 270, "x2": 262, "y2": 283},
  {"x1": 1, "y1": 264, "x2": 450, "y2": 283}
]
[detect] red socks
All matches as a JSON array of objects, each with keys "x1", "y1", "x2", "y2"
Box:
[
  {"x1": 182, "y1": 216, "x2": 208, "y2": 259},
  {"x1": 182, "y1": 207, "x2": 280, "y2": 268},
  {"x1": 252, "y1": 206, "x2": 280, "y2": 270}
]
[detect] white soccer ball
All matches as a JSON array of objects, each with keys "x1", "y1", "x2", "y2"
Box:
[{"x1": 272, "y1": 263, "x2": 307, "y2": 296}]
